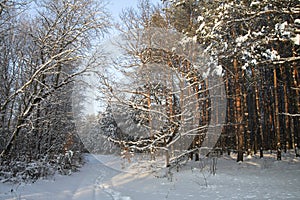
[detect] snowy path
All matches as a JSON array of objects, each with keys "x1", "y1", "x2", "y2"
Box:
[
  {"x1": 93, "y1": 165, "x2": 131, "y2": 200},
  {"x1": 1, "y1": 153, "x2": 300, "y2": 200},
  {"x1": 0, "y1": 155, "x2": 132, "y2": 200}
]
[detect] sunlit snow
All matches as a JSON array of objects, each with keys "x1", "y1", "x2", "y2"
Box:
[{"x1": 1, "y1": 153, "x2": 299, "y2": 200}]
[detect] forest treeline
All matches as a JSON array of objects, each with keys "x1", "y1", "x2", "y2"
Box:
[{"x1": 161, "y1": 0, "x2": 300, "y2": 162}]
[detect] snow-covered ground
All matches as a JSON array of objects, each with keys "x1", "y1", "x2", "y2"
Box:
[{"x1": 1, "y1": 153, "x2": 299, "y2": 200}]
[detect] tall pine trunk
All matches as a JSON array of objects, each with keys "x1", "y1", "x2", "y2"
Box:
[
  {"x1": 252, "y1": 67, "x2": 264, "y2": 157},
  {"x1": 242, "y1": 70, "x2": 251, "y2": 156},
  {"x1": 234, "y1": 58, "x2": 244, "y2": 162},
  {"x1": 281, "y1": 66, "x2": 290, "y2": 152},
  {"x1": 273, "y1": 67, "x2": 281, "y2": 160}
]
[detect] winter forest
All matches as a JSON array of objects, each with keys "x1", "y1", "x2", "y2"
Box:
[{"x1": 0, "y1": 0, "x2": 300, "y2": 199}]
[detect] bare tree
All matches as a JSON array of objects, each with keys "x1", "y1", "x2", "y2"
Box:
[
  {"x1": 96, "y1": 0, "x2": 225, "y2": 170},
  {"x1": 0, "y1": 0, "x2": 110, "y2": 180}
]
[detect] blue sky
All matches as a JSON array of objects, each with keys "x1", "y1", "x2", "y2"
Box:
[{"x1": 107, "y1": 0, "x2": 161, "y2": 22}]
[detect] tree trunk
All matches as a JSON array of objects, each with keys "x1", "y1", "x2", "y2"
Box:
[
  {"x1": 252, "y1": 67, "x2": 264, "y2": 156},
  {"x1": 242, "y1": 70, "x2": 250, "y2": 156},
  {"x1": 292, "y1": 65, "x2": 299, "y2": 149},
  {"x1": 147, "y1": 85, "x2": 155, "y2": 160},
  {"x1": 234, "y1": 58, "x2": 244, "y2": 162},
  {"x1": 273, "y1": 67, "x2": 281, "y2": 160},
  {"x1": 281, "y1": 66, "x2": 290, "y2": 151}
]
